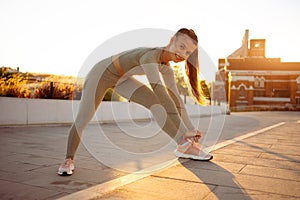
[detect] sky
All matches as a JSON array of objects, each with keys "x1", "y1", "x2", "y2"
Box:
[{"x1": 0, "y1": 0, "x2": 299, "y2": 82}]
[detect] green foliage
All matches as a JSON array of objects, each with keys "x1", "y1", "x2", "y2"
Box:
[
  {"x1": 0, "y1": 67, "x2": 123, "y2": 101},
  {"x1": 102, "y1": 88, "x2": 124, "y2": 101},
  {"x1": 172, "y1": 64, "x2": 211, "y2": 100},
  {"x1": 0, "y1": 66, "x2": 209, "y2": 102},
  {"x1": 0, "y1": 72, "x2": 31, "y2": 98},
  {"x1": 172, "y1": 64, "x2": 189, "y2": 95},
  {"x1": 200, "y1": 80, "x2": 211, "y2": 100}
]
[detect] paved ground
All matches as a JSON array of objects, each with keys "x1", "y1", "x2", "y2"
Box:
[{"x1": 0, "y1": 112, "x2": 299, "y2": 200}]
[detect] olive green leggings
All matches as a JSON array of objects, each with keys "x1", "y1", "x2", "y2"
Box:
[{"x1": 66, "y1": 60, "x2": 189, "y2": 159}]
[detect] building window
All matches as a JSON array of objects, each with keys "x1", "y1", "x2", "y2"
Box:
[
  {"x1": 254, "y1": 77, "x2": 265, "y2": 97},
  {"x1": 297, "y1": 76, "x2": 300, "y2": 91},
  {"x1": 254, "y1": 78, "x2": 259, "y2": 87},
  {"x1": 254, "y1": 76, "x2": 265, "y2": 88},
  {"x1": 259, "y1": 77, "x2": 265, "y2": 87},
  {"x1": 239, "y1": 85, "x2": 246, "y2": 98},
  {"x1": 296, "y1": 98, "x2": 300, "y2": 107}
]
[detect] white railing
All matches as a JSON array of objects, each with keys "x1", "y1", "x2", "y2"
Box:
[{"x1": 0, "y1": 97, "x2": 226, "y2": 125}]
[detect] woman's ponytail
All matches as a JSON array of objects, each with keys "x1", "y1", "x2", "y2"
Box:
[
  {"x1": 176, "y1": 28, "x2": 207, "y2": 105},
  {"x1": 186, "y1": 48, "x2": 206, "y2": 105}
]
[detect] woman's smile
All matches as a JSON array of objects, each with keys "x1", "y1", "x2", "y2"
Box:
[{"x1": 175, "y1": 53, "x2": 184, "y2": 62}]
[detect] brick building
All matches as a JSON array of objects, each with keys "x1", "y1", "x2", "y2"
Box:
[{"x1": 213, "y1": 30, "x2": 300, "y2": 111}]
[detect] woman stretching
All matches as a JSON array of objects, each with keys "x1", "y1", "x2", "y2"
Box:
[{"x1": 58, "y1": 28, "x2": 213, "y2": 176}]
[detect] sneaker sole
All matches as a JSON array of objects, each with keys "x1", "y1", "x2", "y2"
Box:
[
  {"x1": 58, "y1": 170, "x2": 74, "y2": 176},
  {"x1": 58, "y1": 171, "x2": 72, "y2": 176},
  {"x1": 174, "y1": 150, "x2": 213, "y2": 161},
  {"x1": 58, "y1": 167, "x2": 75, "y2": 176}
]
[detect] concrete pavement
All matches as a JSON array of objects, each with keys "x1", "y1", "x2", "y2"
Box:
[{"x1": 0, "y1": 112, "x2": 299, "y2": 200}]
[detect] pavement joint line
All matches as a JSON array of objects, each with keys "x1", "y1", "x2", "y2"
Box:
[
  {"x1": 205, "y1": 122, "x2": 285, "y2": 152},
  {"x1": 57, "y1": 158, "x2": 183, "y2": 200},
  {"x1": 57, "y1": 121, "x2": 285, "y2": 200}
]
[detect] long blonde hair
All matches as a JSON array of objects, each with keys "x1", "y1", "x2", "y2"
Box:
[{"x1": 175, "y1": 28, "x2": 206, "y2": 105}]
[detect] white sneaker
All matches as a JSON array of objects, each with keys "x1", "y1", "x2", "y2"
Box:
[
  {"x1": 174, "y1": 140, "x2": 213, "y2": 161},
  {"x1": 58, "y1": 158, "x2": 75, "y2": 176}
]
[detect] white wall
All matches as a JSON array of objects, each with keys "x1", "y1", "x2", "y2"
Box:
[{"x1": 0, "y1": 97, "x2": 225, "y2": 125}]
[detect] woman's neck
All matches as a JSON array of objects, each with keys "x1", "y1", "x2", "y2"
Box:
[{"x1": 160, "y1": 47, "x2": 171, "y2": 64}]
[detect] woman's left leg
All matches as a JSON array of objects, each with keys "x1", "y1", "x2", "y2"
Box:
[
  {"x1": 115, "y1": 77, "x2": 213, "y2": 161},
  {"x1": 115, "y1": 77, "x2": 189, "y2": 142}
]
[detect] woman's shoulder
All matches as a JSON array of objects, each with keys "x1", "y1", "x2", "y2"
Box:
[
  {"x1": 128, "y1": 47, "x2": 161, "y2": 54},
  {"x1": 119, "y1": 47, "x2": 159, "y2": 57},
  {"x1": 138, "y1": 47, "x2": 162, "y2": 64}
]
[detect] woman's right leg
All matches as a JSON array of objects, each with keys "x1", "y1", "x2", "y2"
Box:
[
  {"x1": 59, "y1": 58, "x2": 120, "y2": 175},
  {"x1": 66, "y1": 66, "x2": 117, "y2": 159}
]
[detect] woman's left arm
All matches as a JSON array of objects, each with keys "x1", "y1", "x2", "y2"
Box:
[{"x1": 160, "y1": 65, "x2": 195, "y2": 130}]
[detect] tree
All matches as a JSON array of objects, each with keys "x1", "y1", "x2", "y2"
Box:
[
  {"x1": 172, "y1": 64, "x2": 188, "y2": 95},
  {"x1": 200, "y1": 80, "x2": 211, "y2": 102},
  {"x1": 172, "y1": 64, "x2": 211, "y2": 104}
]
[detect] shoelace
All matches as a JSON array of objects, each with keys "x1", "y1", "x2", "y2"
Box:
[
  {"x1": 184, "y1": 132, "x2": 201, "y2": 143},
  {"x1": 178, "y1": 139, "x2": 208, "y2": 156},
  {"x1": 178, "y1": 139, "x2": 193, "y2": 152},
  {"x1": 61, "y1": 159, "x2": 73, "y2": 167}
]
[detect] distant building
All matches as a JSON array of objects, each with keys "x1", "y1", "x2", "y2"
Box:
[
  {"x1": 0, "y1": 66, "x2": 19, "y2": 75},
  {"x1": 213, "y1": 30, "x2": 300, "y2": 111}
]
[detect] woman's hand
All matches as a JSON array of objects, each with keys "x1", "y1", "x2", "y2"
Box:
[{"x1": 183, "y1": 129, "x2": 202, "y2": 143}]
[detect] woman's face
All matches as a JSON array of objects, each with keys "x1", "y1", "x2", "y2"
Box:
[{"x1": 168, "y1": 34, "x2": 197, "y2": 62}]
